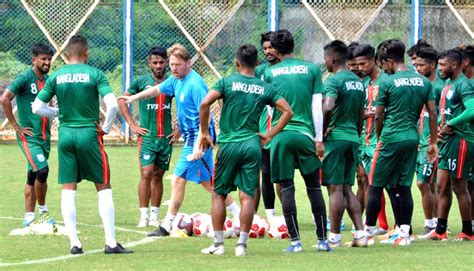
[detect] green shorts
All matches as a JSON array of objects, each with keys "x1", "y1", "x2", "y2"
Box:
[
  {"x1": 438, "y1": 134, "x2": 474, "y2": 180},
  {"x1": 58, "y1": 126, "x2": 110, "y2": 184},
  {"x1": 138, "y1": 136, "x2": 172, "y2": 170},
  {"x1": 16, "y1": 136, "x2": 50, "y2": 172},
  {"x1": 370, "y1": 140, "x2": 418, "y2": 188},
  {"x1": 213, "y1": 137, "x2": 261, "y2": 197},
  {"x1": 270, "y1": 130, "x2": 321, "y2": 183},
  {"x1": 322, "y1": 140, "x2": 358, "y2": 186},
  {"x1": 416, "y1": 148, "x2": 437, "y2": 184}
]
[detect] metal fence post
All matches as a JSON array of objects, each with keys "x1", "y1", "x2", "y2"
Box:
[
  {"x1": 268, "y1": 0, "x2": 278, "y2": 31},
  {"x1": 122, "y1": 0, "x2": 133, "y2": 143},
  {"x1": 411, "y1": 0, "x2": 422, "y2": 45}
]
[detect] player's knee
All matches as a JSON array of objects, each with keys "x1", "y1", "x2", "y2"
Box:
[
  {"x1": 36, "y1": 167, "x2": 49, "y2": 183},
  {"x1": 26, "y1": 170, "x2": 36, "y2": 186},
  {"x1": 280, "y1": 179, "x2": 295, "y2": 193},
  {"x1": 417, "y1": 182, "x2": 430, "y2": 193}
]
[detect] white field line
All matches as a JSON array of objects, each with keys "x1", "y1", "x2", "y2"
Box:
[{"x1": 0, "y1": 216, "x2": 160, "y2": 267}]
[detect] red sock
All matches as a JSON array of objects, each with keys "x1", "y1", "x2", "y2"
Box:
[{"x1": 377, "y1": 193, "x2": 389, "y2": 230}]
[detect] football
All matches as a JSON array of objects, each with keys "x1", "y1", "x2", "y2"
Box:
[
  {"x1": 249, "y1": 215, "x2": 268, "y2": 238},
  {"x1": 171, "y1": 213, "x2": 194, "y2": 236},
  {"x1": 223, "y1": 217, "x2": 235, "y2": 238},
  {"x1": 191, "y1": 213, "x2": 211, "y2": 237},
  {"x1": 267, "y1": 216, "x2": 290, "y2": 240}
]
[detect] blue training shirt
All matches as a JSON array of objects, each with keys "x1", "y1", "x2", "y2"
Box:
[{"x1": 159, "y1": 69, "x2": 215, "y2": 145}]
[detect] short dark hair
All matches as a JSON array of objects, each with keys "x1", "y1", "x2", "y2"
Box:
[
  {"x1": 31, "y1": 43, "x2": 54, "y2": 57},
  {"x1": 270, "y1": 29, "x2": 294, "y2": 55},
  {"x1": 353, "y1": 44, "x2": 375, "y2": 59},
  {"x1": 379, "y1": 39, "x2": 405, "y2": 63},
  {"x1": 260, "y1": 31, "x2": 273, "y2": 46},
  {"x1": 148, "y1": 46, "x2": 168, "y2": 59},
  {"x1": 347, "y1": 42, "x2": 360, "y2": 60},
  {"x1": 67, "y1": 35, "x2": 88, "y2": 56},
  {"x1": 416, "y1": 47, "x2": 438, "y2": 64},
  {"x1": 236, "y1": 44, "x2": 258, "y2": 68},
  {"x1": 459, "y1": 45, "x2": 474, "y2": 65},
  {"x1": 407, "y1": 39, "x2": 432, "y2": 57},
  {"x1": 438, "y1": 48, "x2": 462, "y2": 66},
  {"x1": 324, "y1": 40, "x2": 348, "y2": 64}
]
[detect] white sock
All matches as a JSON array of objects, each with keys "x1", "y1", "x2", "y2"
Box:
[
  {"x1": 354, "y1": 230, "x2": 367, "y2": 239},
  {"x1": 140, "y1": 207, "x2": 148, "y2": 219},
  {"x1": 238, "y1": 232, "x2": 249, "y2": 245},
  {"x1": 400, "y1": 224, "x2": 410, "y2": 238},
  {"x1": 150, "y1": 206, "x2": 159, "y2": 220},
  {"x1": 98, "y1": 189, "x2": 117, "y2": 248},
  {"x1": 61, "y1": 190, "x2": 81, "y2": 249},
  {"x1": 38, "y1": 205, "x2": 48, "y2": 214},
  {"x1": 291, "y1": 240, "x2": 301, "y2": 246},
  {"x1": 265, "y1": 209, "x2": 275, "y2": 219},
  {"x1": 226, "y1": 202, "x2": 241, "y2": 217},
  {"x1": 214, "y1": 231, "x2": 224, "y2": 244},
  {"x1": 424, "y1": 219, "x2": 435, "y2": 228},
  {"x1": 162, "y1": 214, "x2": 175, "y2": 232},
  {"x1": 365, "y1": 225, "x2": 376, "y2": 237},
  {"x1": 328, "y1": 232, "x2": 341, "y2": 242},
  {"x1": 24, "y1": 212, "x2": 35, "y2": 221}
]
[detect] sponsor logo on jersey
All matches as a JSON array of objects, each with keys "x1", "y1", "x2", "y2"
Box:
[
  {"x1": 143, "y1": 154, "x2": 151, "y2": 160},
  {"x1": 56, "y1": 73, "x2": 90, "y2": 84},
  {"x1": 446, "y1": 90, "x2": 454, "y2": 100},
  {"x1": 271, "y1": 65, "x2": 309, "y2": 77},
  {"x1": 36, "y1": 154, "x2": 45, "y2": 162},
  {"x1": 180, "y1": 93, "x2": 185, "y2": 102},
  {"x1": 231, "y1": 82, "x2": 264, "y2": 95},
  {"x1": 393, "y1": 77, "x2": 424, "y2": 88},
  {"x1": 147, "y1": 103, "x2": 171, "y2": 110}
]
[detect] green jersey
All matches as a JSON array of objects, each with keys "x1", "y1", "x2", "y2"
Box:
[
  {"x1": 127, "y1": 74, "x2": 173, "y2": 138},
  {"x1": 255, "y1": 62, "x2": 270, "y2": 80},
  {"x1": 376, "y1": 70, "x2": 434, "y2": 143},
  {"x1": 7, "y1": 68, "x2": 50, "y2": 140},
  {"x1": 440, "y1": 74, "x2": 474, "y2": 142},
  {"x1": 323, "y1": 70, "x2": 365, "y2": 142},
  {"x1": 38, "y1": 64, "x2": 112, "y2": 128},
  {"x1": 213, "y1": 73, "x2": 281, "y2": 143},
  {"x1": 418, "y1": 77, "x2": 444, "y2": 148},
  {"x1": 264, "y1": 58, "x2": 323, "y2": 138},
  {"x1": 360, "y1": 72, "x2": 388, "y2": 155}
]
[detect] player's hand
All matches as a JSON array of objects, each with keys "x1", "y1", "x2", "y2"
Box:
[
  {"x1": 130, "y1": 123, "x2": 149, "y2": 136},
  {"x1": 167, "y1": 128, "x2": 181, "y2": 144},
  {"x1": 316, "y1": 141, "x2": 325, "y2": 158},
  {"x1": 16, "y1": 126, "x2": 33, "y2": 139},
  {"x1": 117, "y1": 95, "x2": 135, "y2": 104},
  {"x1": 257, "y1": 133, "x2": 272, "y2": 146},
  {"x1": 426, "y1": 143, "x2": 438, "y2": 163},
  {"x1": 364, "y1": 108, "x2": 375, "y2": 119},
  {"x1": 324, "y1": 126, "x2": 335, "y2": 137},
  {"x1": 441, "y1": 123, "x2": 453, "y2": 136},
  {"x1": 197, "y1": 132, "x2": 214, "y2": 151}
]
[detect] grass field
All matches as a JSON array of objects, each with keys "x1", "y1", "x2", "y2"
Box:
[{"x1": 0, "y1": 144, "x2": 472, "y2": 270}]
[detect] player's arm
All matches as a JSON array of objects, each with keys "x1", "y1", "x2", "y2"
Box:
[
  {"x1": 322, "y1": 96, "x2": 335, "y2": 136},
  {"x1": 374, "y1": 105, "x2": 384, "y2": 139},
  {"x1": 258, "y1": 98, "x2": 293, "y2": 146},
  {"x1": 0, "y1": 90, "x2": 33, "y2": 138},
  {"x1": 32, "y1": 76, "x2": 58, "y2": 119},
  {"x1": 117, "y1": 91, "x2": 148, "y2": 135},
  {"x1": 117, "y1": 85, "x2": 162, "y2": 104},
  {"x1": 198, "y1": 90, "x2": 221, "y2": 151},
  {"x1": 444, "y1": 99, "x2": 474, "y2": 133},
  {"x1": 425, "y1": 100, "x2": 439, "y2": 163},
  {"x1": 99, "y1": 93, "x2": 118, "y2": 134}
]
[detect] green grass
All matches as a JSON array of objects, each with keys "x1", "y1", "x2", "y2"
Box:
[{"x1": 0, "y1": 144, "x2": 472, "y2": 270}]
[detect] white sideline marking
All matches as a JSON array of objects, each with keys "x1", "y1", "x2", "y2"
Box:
[{"x1": 0, "y1": 216, "x2": 160, "y2": 266}]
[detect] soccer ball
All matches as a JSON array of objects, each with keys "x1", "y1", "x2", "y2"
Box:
[
  {"x1": 267, "y1": 216, "x2": 290, "y2": 240},
  {"x1": 207, "y1": 216, "x2": 234, "y2": 239},
  {"x1": 249, "y1": 215, "x2": 268, "y2": 238},
  {"x1": 191, "y1": 213, "x2": 211, "y2": 237},
  {"x1": 171, "y1": 213, "x2": 194, "y2": 236},
  {"x1": 223, "y1": 217, "x2": 235, "y2": 238}
]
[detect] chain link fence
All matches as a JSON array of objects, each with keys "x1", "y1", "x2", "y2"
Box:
[{"x1": 0, "y1": 0, "x2": 473, "y2": 143}]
